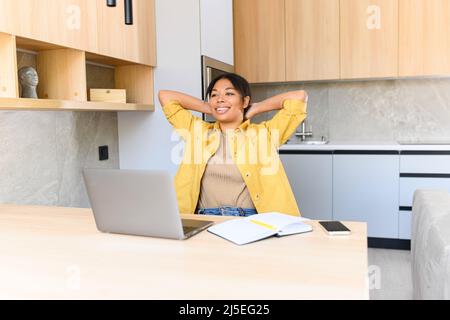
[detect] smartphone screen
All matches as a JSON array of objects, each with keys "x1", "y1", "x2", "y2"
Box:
[{"x1": 319, "y1": 221, "x2": 351, "y2": 235}]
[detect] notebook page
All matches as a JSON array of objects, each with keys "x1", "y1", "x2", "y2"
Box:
[
  {"x1": 246, "y1": 212, "x2": 310, "y2": 229},
  {"x1": 249, "y1": 212, "x2": 312, "y2": 236},
  {"x1": 276, "y1": 222, "x2": 312, "y2": 236},
  {"x1": 207, "y1": 219, "x2": 276, "y2": 245}
]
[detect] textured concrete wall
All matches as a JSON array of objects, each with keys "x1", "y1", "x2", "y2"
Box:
[{"x1": 251, "y1": 78, "x2": 450, "y2": 143}]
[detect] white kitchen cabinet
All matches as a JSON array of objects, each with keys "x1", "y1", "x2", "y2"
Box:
[
  {"x1": 400, "y1": 154, "x2": 450, "y2": 174},
  {"x1": 332, "y1": 153, "x2": 400, "y2": 238},
  {"x1": 398, "y1": 152, "x2": 450, "y2": 240},
  {"x1": 280, "y1": 152, "x2": 333, "y2": 221},
  {"x1": 399, "y1": 177, "x2": 450, "y2": 207},
  {"x1": 398, "y1": 210, "x2": 411, "y2": 240},
  {"x1": 200, "y1": 0, "x2": 234, "y2": 65},
  {"x1": 280, "y1": 148, "x2": 450, "y2": 242}
]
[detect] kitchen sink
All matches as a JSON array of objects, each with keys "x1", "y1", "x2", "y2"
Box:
[{"x1": 296, "y1": 140, "x2": 329, "y2": 145}]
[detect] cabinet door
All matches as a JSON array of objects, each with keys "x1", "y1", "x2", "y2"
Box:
[
  {"x1": 233, "y1": 0, "x2": 285, "y2": 83},
  {"x1": 399, "y1": 177, "x2": 450, "y2": 207},
  {"x1": 96, "y1": 0, "x2": 156, "y2": 66},
  {"x1": 400, "y1": 155, "x2": 450, "y2": 174},
  {"x1": 0, "y1": 0, "x2": 97, "y2": 52},
  {"x1": 398, "y1": 210, "x2": 411, "y2": 240},
  {"x1": 285, "y1": 0, "x2": 340, "y2": 81},
  {"x1": 0, "y1": 33, "x2": 19, "y2": 98},
  {"x1": 333, "y1": 154, "x2": 399, "y2": 238},
  {"x1": 340, "y1": 0, "x2": 399, "y2": 79},
  {"x1": 280, "y1": 153, "x2": 333, "y2": 220},
  {"x1": 0, "y1": 0, "x2": 156, "y2": 66},
  {"x1": 200, "y1": 0, "x2": 234, "y2": 65},
  {"x1": 399, "y1": 0, "x2": 450, "y2": 76}
]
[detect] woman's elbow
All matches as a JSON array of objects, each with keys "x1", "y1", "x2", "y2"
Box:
[
  {"x1": 288, "y1": 90, "x2": 308, "y2": 102},
  {"x1": 297, "y1": 90, "x2": 308, "y2": 102},
  {"x1": 158, "y1": 90, "x2": 170, "y2": 107}
]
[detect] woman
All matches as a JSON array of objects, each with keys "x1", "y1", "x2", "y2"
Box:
[{"x1": 158, "y1": 73, "x2": 307, "y2": 217}]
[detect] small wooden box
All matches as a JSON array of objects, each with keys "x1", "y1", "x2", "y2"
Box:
[{"x1": 90, "y1": 89, "x2": 126, "y2": 103}]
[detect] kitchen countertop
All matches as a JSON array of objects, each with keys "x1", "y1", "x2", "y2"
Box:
[{"x1": 280, "y1": 141, "x2": 450, "y2": 151}]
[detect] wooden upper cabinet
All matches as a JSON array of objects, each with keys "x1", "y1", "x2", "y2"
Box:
[
  {"x1": 285, "y1": 0, "x2": 340, "y2": 81},
  {"x1": 399, "y1": 0, "x2": 450, "y2": 77},
  {"x1": 0, "y1": 0, "x2": 98, "y2": 52},
  {"x1": 234, "y1": 0, "x2": 285, "y2": 83},
  {"x1": 36, "y1": 49, "x2": 87, "y2": 101},
  {"x1": 0, "y1": 33, "x2": 19, "y2": 98},
  {"x1": 0, "y1": 0, "x2": 156, "y2": 66},
  {"x1": 96, "y1": 0, "x2": 156, "y2": 66},
  {"x1": 340, "y1": 0, "x2": 399, "y2": 79}
]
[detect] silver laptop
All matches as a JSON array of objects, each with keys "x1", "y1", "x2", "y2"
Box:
[{"x1": 82, "y1": 169, "x2": 214, "y2": 240}]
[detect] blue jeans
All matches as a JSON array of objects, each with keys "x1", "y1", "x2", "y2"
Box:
[{"x1": 197, "y1": 206, "x2": 257, "y2": 217}]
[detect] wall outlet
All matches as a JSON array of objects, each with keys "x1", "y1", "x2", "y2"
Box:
[{"x1": 99, "y1": 145, "x2": 109, "y2": 161}]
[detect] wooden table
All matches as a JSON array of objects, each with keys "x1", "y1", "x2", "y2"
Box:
[{"x1": 0, "y1": 204, "x2": 369, "y2": 299}]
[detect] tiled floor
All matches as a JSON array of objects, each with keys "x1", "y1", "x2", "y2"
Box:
[{"x1": 368, "y1": 248, "x2": 413, "y2": 300}]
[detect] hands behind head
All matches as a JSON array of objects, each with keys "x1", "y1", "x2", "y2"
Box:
[
  {"x1": 283, "y1": 90, "x2": 308, "y2": 103},
  {"x1": 203, "y1": 102, "x2": 213, "y2": 115},
  {"x1": 244, "y1": 103, "x2": 258, "y2": 120},
  {"x1": 290, "y1": 90, "x2": 308, "y2": 102}
]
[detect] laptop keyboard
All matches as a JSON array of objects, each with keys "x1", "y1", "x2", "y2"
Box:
[
  {"x1": 183, "y1": 226, "x2": 196, "y2": 235},
  {"x1": 182, "y1": 219, "x2": 214, "y2": 236}
]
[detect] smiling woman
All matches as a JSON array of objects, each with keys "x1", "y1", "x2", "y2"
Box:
[
  {"x1": 158, "y1": 73, "x2": 308, "y2": 217},
  {"x1": 205, "y1": 73, "x2": 251, "y2": 131}
]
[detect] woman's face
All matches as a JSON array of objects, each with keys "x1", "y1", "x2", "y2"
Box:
[{"x1": 209, "y1": 78, "x2": 249, "y2": 124}]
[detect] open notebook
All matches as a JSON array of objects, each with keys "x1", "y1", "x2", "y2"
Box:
[{"x1": 207, "y1": 212, "x2": 313, "y2": 245}]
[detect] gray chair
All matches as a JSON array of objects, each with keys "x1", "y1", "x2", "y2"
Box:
[{"x1": 411, "y1": 189, "x2": 450, "y2": 300}]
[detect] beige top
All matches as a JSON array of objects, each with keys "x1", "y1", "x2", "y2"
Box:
[{"x1": 198, "y1": 132, "x2": 255, "y2": 210}]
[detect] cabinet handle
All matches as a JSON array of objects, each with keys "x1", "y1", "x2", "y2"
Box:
[
  {"x1": 106, "y1": 0, "x2": 133, "y2": 26},
  {"x1": 125, "y1": 0, "x2": 133, "y2": 25}
]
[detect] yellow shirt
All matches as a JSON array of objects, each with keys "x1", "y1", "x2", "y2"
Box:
[{"x1": 162, "y1": 99, "x2": 307, "y2": 216}]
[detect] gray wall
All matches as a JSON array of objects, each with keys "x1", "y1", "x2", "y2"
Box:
[
  {"x1": 0, "y1": 111, "x2": 119, "y2": 208},
  {"x1": 251, "y1": 78, "x2": 450, "y2": 143},
  {"x1": 118, "y1": 0, "x2": 203, "y2": 174}
]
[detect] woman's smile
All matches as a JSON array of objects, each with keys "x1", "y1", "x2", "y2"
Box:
[{"x1": 215, "y1": 106, "x2": 231, "y2": 114}]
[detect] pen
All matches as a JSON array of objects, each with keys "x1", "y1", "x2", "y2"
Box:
[{"x1": 250, "y1": 219, "x2": 277, "y2": 231}]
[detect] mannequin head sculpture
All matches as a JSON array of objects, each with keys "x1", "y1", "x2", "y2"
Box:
[{"x1": 18, "y1": 66, "x2": 39, "y2": 98}]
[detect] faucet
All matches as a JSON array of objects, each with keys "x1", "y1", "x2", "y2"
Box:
[{"x1": 295, "y1": 119, "x2": 313, "y2": 141}]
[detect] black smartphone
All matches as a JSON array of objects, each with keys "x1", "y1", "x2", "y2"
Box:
[{"x1": 319, "y1": 221, "x2": 351, "y2": 235}]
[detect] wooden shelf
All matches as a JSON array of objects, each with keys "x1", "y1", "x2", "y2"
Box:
[
  {"x1": 0, "y1": 97, "x2": 154, "y2": 112},
  {"x1": 1, "y1": 32, "x2": 155, "y2": 111}
]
